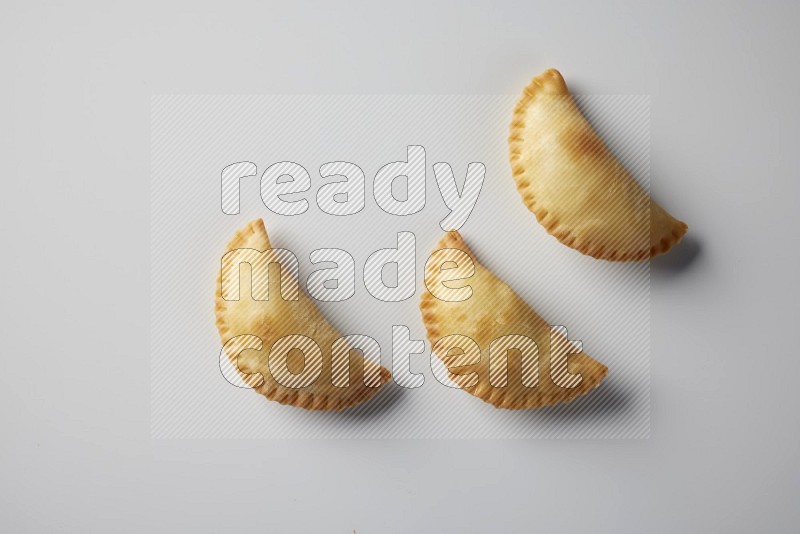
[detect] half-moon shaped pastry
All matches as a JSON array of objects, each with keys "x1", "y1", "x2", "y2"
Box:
[
  {"x1": 509, "y1": 68, "x2": 687, "y2": 260},
  {"x1": 420, "y1": 231, "x2": 608, "y2": 409},
  {"x1": 215, "y1": 219, "x2": 390, "y2": 410}
]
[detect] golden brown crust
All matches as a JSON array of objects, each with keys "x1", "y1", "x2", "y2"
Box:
[
  {"x1": 509, "y1": 68, "x2": 688, "y2": 261},
  {"x1": 421, "y1": 231, "x2": 608, "y2": 409},
  {"x1": 215, "y1": 219, "x2": 391, "y2": 411},
  {"x1": 419, "y1": 230, "x2": 474, "y2": 344},
  {"x1": 215, "y1": 219, "x2": 269, "y2": 339}
]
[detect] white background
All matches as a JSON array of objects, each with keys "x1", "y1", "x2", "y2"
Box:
[{"x1": 2, "y1": 1, "x2": 799, "y2": 532}]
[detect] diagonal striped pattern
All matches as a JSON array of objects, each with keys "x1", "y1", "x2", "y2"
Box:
[
  {"x1": 373, "y1": 145, "x2": 426, "y2": 215},
  {"x1": 267, "y1": 334, "x2": 324, "y2": 389},
  {"x1": 363, "y1": 231, "x2": 416, "y2": 302},
  {"x1": 489, "y1": 334, "x2": 539, "y2": 388},
  {"x1": 260, "y1": 161, "x2": 312, "y2": 215},
  {"x1": 151, "y1": 93, "x2": 651, "y2": 439},
  {"x1": 423, "y1": 247, "x2": 475, "y2": 302},
  {"x1": 331, "y1": 335, "x2": 384, "y2": 388},
  {"x1": 306, "y1": 248, "x2": 356, "y2": 302},
  {"x1": 220, "y1": 247, "x2": 299, "y2": 301},
  {"x1": 221, "y1": 161, "x2": 257, "y2": 215},
  {"x1": 549, "y1": 326, "x2": 584, "y2": 389},
  {"x1": 431, "y1": 334, "x2": 481, "y2": 389},
  {"x1": 219, "y1": 334, "x2": 264, "y2": 389},
  {"x1": 317, "y1": 161, "x2": 366, "y2": 216},
  {"x1": 433, "y1": 161, "x2": 486, "y2": 231}
]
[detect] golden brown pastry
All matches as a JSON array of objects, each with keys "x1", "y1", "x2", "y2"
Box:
[
  {"x1": 420, "y1": 231, "x2": 608, "y2": 409},
  {"x1": 509, "y1": 68, "x2": 687, "y2": 260},
  {"x1": 215, "y1": 219, "x2": 390, "y2": 410}
]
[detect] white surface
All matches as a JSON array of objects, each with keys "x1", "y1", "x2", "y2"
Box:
[{"x1": 2, "y1": 1, "x2": 799, "y2": 532}]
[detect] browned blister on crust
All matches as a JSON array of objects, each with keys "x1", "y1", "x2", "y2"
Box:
[
  {"x1": 420, "y1": 231, "x2": 608, "y2": 409},
  {"x1": 509, "y1": 68, "x2": 688, "y2": 261},
  {"x1": 215, "y1": 219, "x2": 391, "y2": 411}
]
